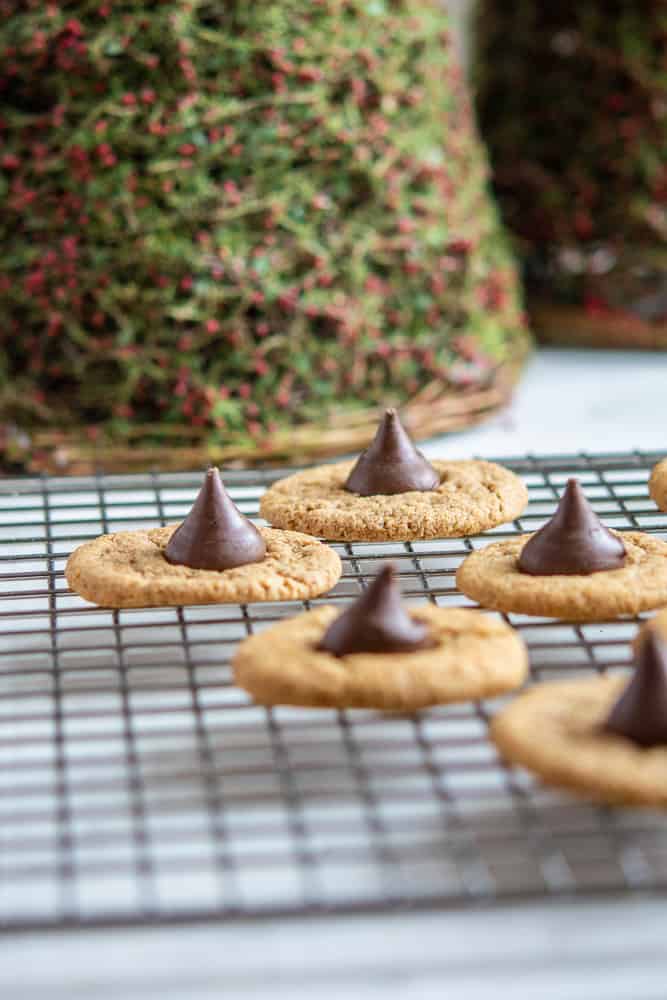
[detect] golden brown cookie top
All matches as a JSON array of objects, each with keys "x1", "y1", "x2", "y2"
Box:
[
  {"x1": 65, "y1": 525, "x2": 341, "y2": 608},
  {"x1": 259, "y1": 459, "x2": 528, "y2": 541},
  {"x1": 648, "y1": 607, "x2": 667, "y2": 640},
  {"x1": 649, "y1": 458, "x2": 667, "y2": 512},
  {"x1": 232, "y1": 604, "x2": 528, "y2": 709},
  {"x1": 456, "y1": 531, "x2": 667, "y2": 621},
  {"x1": 492, "y1": 675, "x2": 667, "y2": 808}
]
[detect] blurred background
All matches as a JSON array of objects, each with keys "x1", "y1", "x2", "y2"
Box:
[{"x1": 1, "y1": 1, "x2": 664, "y2": 475}]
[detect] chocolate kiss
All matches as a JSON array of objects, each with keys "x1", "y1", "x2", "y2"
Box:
[
  {"x1": 518, "y1": 478, "x2": 626, "y2": 576},
  {"x1": 317, "y1": 563, "x2": 430, "y2": 657},
  {"x1": 344, "y1": 408, "x2": 440, "y2": 496},
  {"x1": 164, "y1": 467, "x2": 266, "y2": 571},
  {"x1": 604, "y1": 630, "x2": 667, "y2": 747}
]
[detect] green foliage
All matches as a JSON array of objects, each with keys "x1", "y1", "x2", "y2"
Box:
[{"x1": 0, "y1": 0, "x2": 528, "y2": 451}]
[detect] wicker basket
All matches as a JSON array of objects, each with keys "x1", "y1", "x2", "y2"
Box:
[
  {"x1": 1, "y1": 1, "x2": 531, "y2": 473},
  {"x1": 476, "y1": 1, "x2": 666, "y2": 350},
  {"x1": 530, "y1": 302, "x2": 667, "y2": 352},
  {"x1": 1, "y1": 355, "x2": 525, "y2": 475}
]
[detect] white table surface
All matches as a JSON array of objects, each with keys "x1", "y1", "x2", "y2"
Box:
[
  {"x1": 420, "y1": 346, "x2": 667, "y2": 461},
  {"x1": 2, "y1": 346, "x2": 667, "y2": 999}
]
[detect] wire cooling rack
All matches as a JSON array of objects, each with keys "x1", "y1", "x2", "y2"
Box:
[{"x1": 0, "y1": 450, "x2": 666, "y2": 932}]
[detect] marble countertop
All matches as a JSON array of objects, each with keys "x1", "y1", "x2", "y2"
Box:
[{"x1": 420, "y1": 346, "x2": 667, "y2": 461}]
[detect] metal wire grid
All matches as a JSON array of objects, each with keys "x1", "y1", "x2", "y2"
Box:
[{"x1": 0, "y1": 450, "x2": 666, "y2": 932}]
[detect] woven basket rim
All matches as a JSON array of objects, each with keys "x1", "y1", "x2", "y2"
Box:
[
  {"x1": 531, "y1": 300, "x2": 667, "y2": 350},
  {"x1": 2, "y1": 354, "x2": 529, "y2": 475}
]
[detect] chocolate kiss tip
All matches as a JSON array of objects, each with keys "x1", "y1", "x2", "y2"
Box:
[
  {"x1": 164, "y1": 466, "x2": 266, "y2": 571},
  {"x1": 317, "y1": 562, "x2": 430, "y2": 657},
  {"x1": 344, "y1": 408, "x2": 439, "y2": 496},
  {"x1": 518, "y1": 477, "x2": 626, "y2": 576},
  {"x1": 604, "y1": 630, "x2": 667, "y2": 748}
]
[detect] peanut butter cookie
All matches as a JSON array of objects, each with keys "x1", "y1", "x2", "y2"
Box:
[
  {"x1": 492, "y1": 675, "x2": 667, "y2": 807},
  {"x1": 649, "y1": 458, "x2": 667, "y2": 512},
  {"x1": 259, "y1": 460, "x2": 528, "y2": 541},
  {"x1": 65, "y1": 526, "x2": 341, "y2": 608},
  {"x1": 232, "y1": 605, "x2": 528, "y2": 709},
  {"x1": 648, "y1": 608, "x2": 667, "y2": 640},
  {"x1": 457, "y1": 532, "x2": 667, "y2": 620}
]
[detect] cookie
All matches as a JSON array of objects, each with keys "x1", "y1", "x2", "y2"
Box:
[
  {"x1": 648, "y1": 608, "x2": 667, "y2": 638},
  {"x1": 649, "y1": 458, "x2": 667, "y2": 512},
  {"x1": 259, "y1": 460, "x2": 528, "y2": 541},
  {"x1": 491, "y1": 675, "x2": 667, "y2": 807},
  {"x1": 456, "y1": 531, "x2": 667, "y2": 620},
  {"x1": 638, "y1": 608, "x2": 667, "y2": 655},
  {"x1": 232, "y1": 605, "x2": 528, "y2": 709},
  {"x1": 65, "y1": 526, "x2": 341, "y2": 608}
]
